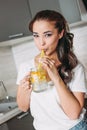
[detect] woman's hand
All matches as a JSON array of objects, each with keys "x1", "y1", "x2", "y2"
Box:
[
  {"x1": 17, "y1": 73, "x2": 32, "y2": 112},
  {"x1": 40, "y1": 56, "x2": 60, "y2": 82},
  {"x1": 20, "y1": 73, "x2": 32, "y2": 91}
]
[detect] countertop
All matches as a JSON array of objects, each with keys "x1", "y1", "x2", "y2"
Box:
[{"x1": 0, "y1": 107, "x2": 22, "y2": 125}]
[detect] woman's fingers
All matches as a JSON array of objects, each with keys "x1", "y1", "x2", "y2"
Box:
[
  {"x1": 20, "y1": 73, "x2": 32, "y2": 90},
  {"x1": 40, "y1": 57, "x2": 55, "y2": 69},
  {"x1": 45, "y1": 58, "x2": 55, "y2": 68},
  {"x1": 39, "y1": 56, "x2": 59, "y2": 82}
]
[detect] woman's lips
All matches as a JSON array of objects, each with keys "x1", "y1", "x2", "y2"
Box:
[
  {"x1": 40, "y1": 49, "x2": 49, "y2": 55},
  {"x1": 44, "y1": 49, "x2": 48, "y2": 52}
]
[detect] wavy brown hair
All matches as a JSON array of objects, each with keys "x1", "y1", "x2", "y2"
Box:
[{"x1": 29, "y1": 10, "x2": 78, "y2": 84}]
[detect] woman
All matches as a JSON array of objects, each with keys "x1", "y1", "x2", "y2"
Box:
[{"x1": 17, "y1": 10, "x2": 87, "y2": 130}]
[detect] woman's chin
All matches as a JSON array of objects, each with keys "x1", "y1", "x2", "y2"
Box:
[{"x1": 45, "y1": 51, "x2": 50, "y2": 56}]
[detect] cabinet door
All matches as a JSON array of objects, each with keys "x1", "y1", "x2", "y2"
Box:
[
  {"x1": 0, "y1": 0, "x2": 32, "y2": 42},
  {"x1": 0, "y1": 123, "x2": 8, "y2": 130},
  {"x1": 29, "y1": 0, "x2": 61, "y2": 17},
  {"x1": 29, "y1": 0, "x2": 81, "y2": 24},
  {"x1": 58, "y1": 0, "x2": 81, "y2": 24},
  {"x1": 7, "y1": 112, "x2": 35, "y2": 130}
]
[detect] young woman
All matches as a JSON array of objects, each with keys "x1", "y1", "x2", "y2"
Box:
[{"x1": 16, "y1": 10, "x2": 87, "y2": 130}]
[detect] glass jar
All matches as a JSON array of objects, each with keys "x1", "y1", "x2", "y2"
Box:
[{"x1": 30, "y1": 67, "x2": 48, "y2": 92}]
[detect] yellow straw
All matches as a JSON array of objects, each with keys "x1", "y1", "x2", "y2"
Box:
[
  {"x1": 40, "y1": 50, "x2": 45, "y2": 58},
  {"x1": 38, "y1": 50, "x2": 45, "y2": 70}
]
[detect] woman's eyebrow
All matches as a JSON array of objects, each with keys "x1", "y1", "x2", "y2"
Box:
[
  {"x1": 33, "y1": 32, "x2": 38, "y2": 35},
  {"x1": 33, "y1": 31, "x2": 52, "y2": 35},
  {"x1": 43, "y1": 31, "x2": 52, "y2": 34}
]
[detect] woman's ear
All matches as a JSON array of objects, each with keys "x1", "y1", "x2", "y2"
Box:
[{"x1": 59, "y1": 29, "x2": 64, "y2": 39}]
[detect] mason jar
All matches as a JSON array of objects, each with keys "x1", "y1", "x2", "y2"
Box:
[{"x1": 30, "y1": 67, "x2": 48, "y2": 92}]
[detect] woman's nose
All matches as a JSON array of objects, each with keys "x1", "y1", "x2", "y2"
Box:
[{"x1": 39, "y1": 37, "x2": 45, "y2": 46}]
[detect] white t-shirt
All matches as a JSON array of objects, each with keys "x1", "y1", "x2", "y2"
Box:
[{"x1": 16, "y1": 59, "x2": 87, "y2": 130}]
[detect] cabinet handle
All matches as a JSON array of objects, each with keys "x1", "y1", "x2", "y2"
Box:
[
  {"x1": 17, "y1": 112, "x2": 29, "y2": 119},
  {"x1": 8, "y1": 33, "x2": 23, "y2": 39}
]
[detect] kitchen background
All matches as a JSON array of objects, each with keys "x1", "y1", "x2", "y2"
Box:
[{"x1": 0, "y1": 0, "x2": 87, "y2": 99}]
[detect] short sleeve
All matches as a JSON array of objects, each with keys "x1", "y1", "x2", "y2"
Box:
[
  {"x1": 16, "y1": 59, "x2": 34, "y2": 85},
  {"x1": 68, "y1": 63, "x2": 87, "y2": 93}
]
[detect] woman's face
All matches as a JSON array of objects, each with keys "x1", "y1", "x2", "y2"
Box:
[{"x1": 32, "y1": 20, "x2": 63, "y2": 56}]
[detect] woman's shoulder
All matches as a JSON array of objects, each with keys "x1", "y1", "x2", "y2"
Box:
[
  {"x1": 69, "y1": 61, "x2": 87, "y2": 92},
  {"x1": 73, "y1": 61, "x2": 85, "y2": 72}
]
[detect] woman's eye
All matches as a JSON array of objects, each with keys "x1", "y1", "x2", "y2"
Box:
[
  {"x1": 33, "y1": 34, "x2": 39, "y2": 38},
  {"x1": 45, "y1": 34, "x2": 52, "y2": 37}
]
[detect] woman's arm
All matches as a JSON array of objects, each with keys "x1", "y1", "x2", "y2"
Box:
[
  {"x1": 54, "y1": 77, "x2": 85, "y2": 120},
  {"x1": 41, "y1": 57, "x2": 85, "y2": 119},
  {"x1": 17, "y1": 74, "x2": 32, "y2": 112}
]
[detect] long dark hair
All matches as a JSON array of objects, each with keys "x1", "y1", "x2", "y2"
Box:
[{"x1": 29, "y1": 10, "x2": 78, "y2": 84}]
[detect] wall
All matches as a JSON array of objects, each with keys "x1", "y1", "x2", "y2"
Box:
[
  {"x1": 12, "y1": 39, "x2": 39, "y2": 71},
  {"x1": 70, "y1": 23, "x2": 87, "y2": 79},
  {"x1": 0, "y1": 47, "x2": 17, "y2": 99}
]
